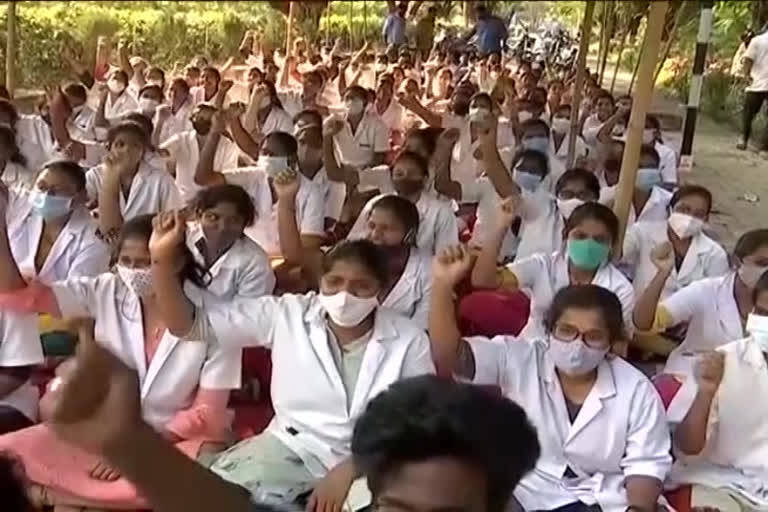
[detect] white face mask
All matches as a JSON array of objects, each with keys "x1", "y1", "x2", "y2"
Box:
[
  {"x1": 548, "y1": 336, "x2": 608, "y2": 376},
  {"x1": 643, "y1": 129, "x2": 656, "y2": 145},
  {"x1": 138, "y1": 98, "x2": 160, "y2": 115},
  {"x1": 318, "y1": 290, "x2": 378, "y2": 327},
  {"x1": 551, "y1": 117, "x2": 570, "y2": 134},
  {"x1": 739, "y1": 262, "x2": 768, "y2": 289},
  {"x1": 108, "y1": 79, "x2": 126, "y2": 95},
  {"x1": 518, "y1": 110, "x2": 533, "y2": 123},
  {"x1": 746, "y1": 313, "x2": 768, "y2": 352},
  {"x1": 668, "y1": 212, "x2": 705, "y2": 239},
  {"x1": 345, "y1": 98, "x2": 365, "y2": 117},
  {"x1": 117, "y1": 265, "x2": 154, "y2": 298},
  {"x1": 557, "y1": 198, "x2": 584, "y2": 220},
  {"x1": 469, "y1": 107, "x2": 490, "y2": 124},
  {"x1": 147, "y1": 79, "x2": 164, "y2": 89},
  {"x1": 257, "y1": 155, "x2": 290, "y2": 178}
]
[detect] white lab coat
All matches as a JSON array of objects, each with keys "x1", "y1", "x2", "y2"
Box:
[
  {"x1": 195, "y1": 292, "x2": 435, "y2": 474},
  {"x1": 185, "y1": 222, "x2": 275, "y2": 304},
  {"x1": 244, "y1": 105, "x2": 294, "y2": 140},
  {"x1": 0, "y1": 309, "x2": 44, "y2": 421},
  {"x1": 622, "y1": 221, "x2": 729, "y2": 298},
  {"x1": 447, "y1": 114, "x2": 515, "y2": 192},
  {"x1": 380, "y1": 249, "x2": 432, "y2": 329},
  {"x1": 467, "y1": 336, "x2": 672, "y2": 512},
  {"x1": 2, "y1": 161, "x2": 37, "y2": 191},
  {"x1": 51, "y1": 273, "x2": 242, "y2": 430},
  {"x1": 332, "y1": 111, "x2": 389, "y2": 169},
  {"x1": 157, "y1": 100, "x2": 194, "y2": 145},
  {"x1": 104, "y1": 91, "x2": 140, "y2": 124},
  {"x1": 86, "y1": 160, "x2": 182, "y2": 219},
  {"x1": 667, "y1": 337, "x2": 768, "y2": 509},
  {"x1": 656, "y1": 142, "x2": 678, "y2": 184},
  {"x1": 306, "y1": 166, "x2": 347, "y2": 221},
  {"x1": 514, "y1": 191, "x2": 567, "y2": 263},
  {"x1": 349, "y1": 192, "x2": 459, "y2": 256},
  {"x1": 659, "y1": 273, "x2": 746, "y2": 377},
  {"x1": 15, "y1": 114, "x2": 56, "y2": 174},
  {"x1": 506, "y1": 251, "x2": 635, "y2": 340}
]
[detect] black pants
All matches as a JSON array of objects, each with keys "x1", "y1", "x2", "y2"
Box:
[
  {"x1": 0, "y1": 406, "x2": 32, "y2": 434},
  {"x1": 742, "y1": 90, "x2": 768, "y2": 148}
]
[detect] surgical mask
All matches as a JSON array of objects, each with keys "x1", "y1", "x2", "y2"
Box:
[
  {"x1": 257, "y1": 155, "x2": 290, "y2": 178},
  {"x1": 523, "y1": 136, "x2": 550, "y2": 154},
  {"x1": 518, "y1": 110, "x2": 533, "y2": 122},
  {"x1": 116, "y1": 265, "x2": 154, "y2": 298},
  {"x1": 551, "y1": 117, "x2": 570, "y2": 134},
  {"x1": 668, "y1": 212, "x2": 705, "y2": 239},
  {"x1": 28, "y1": 190, "x2": 73, "y2": 220},
  {"x1": 636, "y1": 167, "x2": 661, "y2": 190},
  {"x1": 318, "y1": 290, "x2": 378, "y2": 327},
  {"x1": 643, "y1": 129, "x2": 656, "y2": 145},
  {"x1": 567, "y1": 238, "x2": 610, "y2": 270},
  {"x1": 557, "y1": 198, "x2": 584, "y2": 220},
  {"x1": 469, "y1": 107, "x2": 490, "y2": 124},
  {"x1": 107, "y1": 79, "x2": 126, "y2": 95},
  {"x1": 739, "y1": 263, "x2": 768, "y2": 289},
  {"x1": 513, "y1": 169, "x2": 542, "y2": 193},
  {"x1": 375, "y1": 62, "x2": 387, "y2": 73},
  {"x1": 746, "y1": 313, "x2": 768, "y2": 352},
  {"x1": 138, "y1": 98, "x2": 159, "y2": 116},
  {"x1": 548, "y1": 336, "x2": 608, "y2": 376},
  {"x1": 258, "y1": 95, "x2": 271, "y2": 110},
  {"x1": 345, "y1": 98, "x2": 365, "y2": 117}
]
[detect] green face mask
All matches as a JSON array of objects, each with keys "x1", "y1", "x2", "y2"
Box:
[{"x1": 567, "y1": 239, "x2": 610, "y2": 270}]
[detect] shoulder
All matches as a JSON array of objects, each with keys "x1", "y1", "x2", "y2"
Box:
[
  {"x1": 606, "y1": 356, "x2": 658, "y2": 397},
  {"x1": 232, "y1": 236, "x2": 270, "y2": 264},
  {"x1": 698, "y1": 233, "x2": 729, "y2": 256},
  {"x1": 376, "y1": 308, "x2": 429, "y2": 343}
]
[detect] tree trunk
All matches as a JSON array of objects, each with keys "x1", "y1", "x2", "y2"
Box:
[
  {"x1": 653, "y1": 3, "x2": 684, "y2": 85},
  {"x1": 5, "y1": 0, "x2": 17, "y2": 96},
  {"x1": 599, "y1": 1, "x2": 615, "y2": 86},
  {"x1": 610, "y1": 27, "x2": 629, "y2": 94},
  {"x1": 567, "y1": 0, "x2": 596, "y2": 169}
]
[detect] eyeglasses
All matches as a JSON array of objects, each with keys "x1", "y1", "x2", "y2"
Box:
[{"x1": 552, "y1": 323, "x2": 611, "y2": 349}]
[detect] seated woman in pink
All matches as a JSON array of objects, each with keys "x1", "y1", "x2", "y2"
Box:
[{"x1": 0, "y1": 214, "x2": 241, "y2": 510}]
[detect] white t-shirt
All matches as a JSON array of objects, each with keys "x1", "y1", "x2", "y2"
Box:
[
  {"x1": 332, "y1": 112, "x2": 390, "y2": 169},
  {"x1": 0, "y1": 310, "x2": 44, "y2": 421},
  {"x1": 745, "y1": 32, "x2": 768, "y2": 92}
]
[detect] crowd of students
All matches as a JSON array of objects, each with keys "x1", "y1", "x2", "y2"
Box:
[{"x1": 0, "y1": 3, "x2": 767, "y2": 511}]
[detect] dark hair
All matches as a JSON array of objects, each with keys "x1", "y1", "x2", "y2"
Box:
[
  {"x1": 404, "y1": 127, "x2": 443, "y2": 159},
  {"x1": 110, "y1": 69, "x2": 129, "y2": 84},
  {"x1": 639, "y1": 143, "x2": 660, "y2": 168},
  {"x1": 753, "y1": 270, "x2": 768, "y2": 303},
  {"x1": 114, "y1": 215, "x2": 210, "y2": 289},
  {"x1": 517, "y1": 149, "x2": 549, "y2": 176},
  {"x1": 392, "y1": 151, "x2": 429, "y2": 178},
  {"x1": 195, "y1": 184, "x2": 256, "y2": 227},
  {"x1": 521, "y1": 118, "x2": 550, "y2": 137},
  {"x1": 146, "y1": 66, "x2": 165, "y2": 83},
  {"x1": 669, "y1": 185, "x2": 713, "y2": 214},
  {"x1": 0, "y1": 453, "x2": 32, "y2": 512},
  {"x1": 596, "y1": 90, "x2": 615, "y2": 105},
  {"x1": 171, "y1": 77, "x2": 190, "y2": 95},
  {"x1": 0, "y1": 99, "x2": 18, "y2": 125},
  {"x1": 345, "y1": 85, "x2": 369, "y2": 104},
  {"x1": 555, "y1": 168, "x2": 600, "y2": 200},
  {"x1": 371, "y1": 195, "x2": 420, "y2": 243},
  {"x1": 123, "y1": 113, "x2": 154, "y2": 140},
  {"x1": 734, "y1": 229, "x2": 768, "y2": 261},
  {"x1": 201, "y1": 66, "x2": 221, "y2": 83},
  {"x1": 352, "y1": 375, "x2": 540, "y2": 512},
  {"x1": 470, "y1": 92, "x2": 493, "y2": 110},
  {"x1": 322, "y1": 239, "x2": 388, "y2": 285},
  {"x1": 646, "y1": 115, "x2": 661, "y2": 131},
  {"x1": 544, "y1": 285, "x2": 626, "y2": 342},
  {"x1": 294, "y1": 109, "x2": 323, "y2": 127},
  {"x1": 260, "y1": 79, "x2": 284, "y2": 110},
  {"x1": 63, "y1": 82, "x2": 88, "y2": 103},
  {"x1": 107, "y1": 120, "x2": 151, "y2": 150},
  {"x1": 264, "y1": 131, "x2": 298, "y2": 158},
  {"x1": 184, "y1": 65, "x2": 201, "y2": 76},
  {"x1": 41, "y1": 159, "x2": 86, "y2": 191},
  {"x1": 138, "y1": 84, "x2": 164, "y2": 100},
  {"x1": 564, "y1": 202, "x2": 620, "y2": 244},
  {"x1": 0, "y1": 124, "x2": 26, "y2": 167}
]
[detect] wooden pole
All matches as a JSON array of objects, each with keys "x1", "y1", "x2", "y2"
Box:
[
  {"x1": 598, "y1": 1, "x2": 614, "y2": 86},
  {"x1": 597, "y1": 1, "x2": 608, "y2": 82},
  {"x1": 364, "y1": 0, "x2": 368, "y2": 42},
  {"x1": 5, "y1": 0, "x2": 17, "y2": 97},
  {"x1": 286, "y1": 0, "x2": 296, "y2": 57},
  {"x1": 610, "y1": 27, "x2": 629, "y2": 94},
  {"x1": 348, "y1": 0, "x2": 353, "y2": 50},
  {"x1": 463, "y1": 1, "x2": 470, "y2": 29},
  {"x1": 653, "y1": 3, "x2": 684, "y2": 85},
  {"x1": 628, "y1": 17, "x2": 647, "y2": 94},
  {"x1": 566, "y1": 1, "x2": 596, "y2": 169},
  {"x1": 613, "y1": 0, "x2": 669, "y2": 248}
]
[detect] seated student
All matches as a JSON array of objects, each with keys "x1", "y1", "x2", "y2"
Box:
[
  {"x1": 1, "y1": 159, "x2": 109, "y2": 283},
  {"x1": 190, "y1": 66, "x2": 221, "y2": 105},
  {"x1": 134, "y1": 84, "x2": 164, "y2": 120},
  {"x1": 243, "y1": 81, "x2": 294, "y2": 141},
  {"x1": 148, "y1": 217, "x2": 435, "y2": 508},
  {"x1": 278, "y1": 69, "x2": 329, "y2": 119},
  {"x1": 62, "y1": 82, "x2": 97, "y2": 144},
  {"x1": 0, "y1": 309, "x2": 43, "y2": 435},
  {"x1": 0, "y1": 215, "x2": 241, "y2": 510},
  {"x1": 633, "y1": 229, "x2": 768, "y2": 376},
  {"x1": 0, "y1": 125, "x2": 35, "y2": 191},
  {"x1": 644, "y1": 115, "x2": 678, "y2": 185},
  {"x1": 473, "y1": 201, "x2": 634, "y2": 341},
  {"x1": 160, "y1": 98, "x2": 240, "y2": 203},
  {"x1": 86, "y1": 121, "x2": 181, "y2": 242},
  {"x1": 622, "y1": 185, "x2": 729, "y2": 299},
  {"x1": 666, "y1": 273, "x2": 768, "y2": 512},
  {"x1": 195, "y1": 116, "x2": 325, "y2": 257},
  {"x1": 0, "y1": 99, "x2": 56, "y2": 175},
  {"x1": 331, "y1": 85, "x2": 389, "y2": 170},
  {"x1": 186, "y1": 184, "x2": 275, "y2": 304},
  {"x1": 432, "y1": 258, "x2": 672, "y2": 512},
  {"x1": 581, "y1": 90, "x2": 615, "y2": 152},
  {"x1": 184, "y1": 64, "x2": 201, "y2": 90},
  {"x1": 347, "y1": 151, "x2": 459, "y2": 255},
  {"x1": 154, "y1": 77, "x2": 195, "y2": 145},
  {"x1": 372, "y1": 73, "x2": 405, "y2": 139},
  {"x1": 95, "y1": 69, "x2": 140, "y2": 128},
  {"x1": 550, "y1": 104, "x2": 588, "y2": 166}
]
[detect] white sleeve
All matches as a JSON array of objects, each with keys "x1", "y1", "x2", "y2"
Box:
[
  {"x1": 410, "y1": 268, "x2": 432, "y2": 330},
  {"x1": 622, "y1": 224, "x2": 642, "y2": 268},
  {"x1": 205, "y1": 295, "x2": 283, "y2": 349},
  {"x1": 199, "y1": 341, "x2": 243, "y2": 390},
  {"x1": 432, "y1": 205, "x2": 459, "y2": 253},
  {"x1": 161, "y1": 177, "x2": 183, "y2": 211},
  {"x1": 215, "y1": 139, "x2": 241, "y2": 172},
  {"x1": 85, "y1": 168, "x2": 101, "y2": 202},
  {"x1": 660, "y1": 280, "x2": 708, "y2": 325},
  {"x1": 744, "y1": 39, "x2": 759, "y2": 61},
  {"x1": 373, "y1": 119, "x2": 389, "y2": 153},
  {"x1": 401, "y1": 331, "x2": 436, "y2": 377},
  {"x1": 298, "y1": 183, "x2": 326, "y2": 237},
  {"x1": 49, "y1": 275, "x2": 103, "y2": 318},
  {"x1": 704, "y1": 244, "x2": 730, "y2": 279},
  {"x1": 0, "y1": 310, "x2": 43, "y2": 367},
  {"x1": 505, "y1": 253, "x2": 546, "y2": 289},
  {"x1": 68, "y1": 238, "x2": 111, "y2": 278},
  {"x1": 613, "y1": 275, "x2": 636, "y2": 336},
  {"x1": 465, "y1": 335, "x2": 511, "y2": 386},
  {"x1": 620, "y1": 379, "x2": 673, "y2": 481},
  {"x1": 237, "y1": 254, "x2": 276, "y2": 299},
  {"x1": 658, "y1": 145, "x2": 678, "y2": 184},
  {"x1": 159, "y1": 133, "x2": 182, "y2": 160}
]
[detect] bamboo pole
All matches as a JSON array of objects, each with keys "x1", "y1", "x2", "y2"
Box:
[
  {"x1": 653, "y1": 3, "x2": 684, "y2": 85},
  {"x1": 364, "y1": 1, "x2": 368, "y2": 42},
  {"x1": 567, "y1": 0, "x2": 596, "y2": 169},
  {"x1": 610, "y1": 26, "x2": 629, "y2": 94},
  {"x1": 598, "y1": 1, "x2": 614, "y2": 86},
  {"x1": 613, "y1": 0, "x2": 669, "y2": 248},
  {"x1": 5, "y1": 0, "x2": 17, "y2": 96},
  {"x1": 348, "y1": 0, "x2": 353, "y2": 50},
  {"x1": 286, "y1": 1, "x2": 296, "y2": 57},
  {"x1": 597, "y1": 2, "x2": 608, "y2": 82},
  {"x1": 628, "y1": 28, "x2": 645, "y2": 94}
]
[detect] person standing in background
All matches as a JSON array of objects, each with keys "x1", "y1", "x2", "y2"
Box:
[
  {"x1": 383, "y1": 1, "x2": 408, "y2": 49},
  {"x1": 415, "y1": 6, "x2": 438, "y2": 60},
  {"x1": 464, "y1": 4, "x2": 508, "y2": 57},
  {"x1": 738, "y1": 26, "x2": 768, "y2": 154}
]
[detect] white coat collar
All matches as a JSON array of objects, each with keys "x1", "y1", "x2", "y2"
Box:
[
  {"x1": 23, "y1": 207, "x2": 93, "y2": 277},
  {"x1": 673, "y1": 229, "x2": 711, "y2": 280},
  {"x1": 382, "y1": 249, "x2": 425, "y2": 307}
]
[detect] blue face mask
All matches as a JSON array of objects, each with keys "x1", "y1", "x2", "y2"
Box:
[
  {"x1": 636, "y1": 167, "x2": 661, "y2": 190},
  {"x1": 29, "y1": 190, "x2": 73, "y2": 220},
  {"x1": 523, "y1": 136, "x2": 550, "y2": 154},
  {"x1": 513, "y1": 169, "x2": 543, "y2": 193}
]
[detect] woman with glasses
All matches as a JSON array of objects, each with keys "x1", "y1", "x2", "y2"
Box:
[{"x1": 430, "y1": 249, "x2": 672, "y2": 512}]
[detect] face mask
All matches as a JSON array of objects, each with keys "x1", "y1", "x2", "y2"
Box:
[
  {"x1": 518, "y1": 110, "x2": 533, "y2": 123},
  {"x1": 258, "y1": 95, "x2": 272, "y2": 110},
  {"x1": 375, "y1": 62, "x2": 388, "y2": 73},
  {"x1": 739, "y1": 263, "x2": 768, "y2": 289},
  {"x1": 523, "y1": 136, "x2": 550, "y2": 154},
  {"x1": 318, "y1": 290, "x2": 378, "y2": 327},
  {"x1": 636, "y1": 167, "x2": 661, "y2": 190},
  {"x1": 116, "y1": 265, "x2": 154, "y2": 298},
  {"x1": 393, "y1": 177, "x2": 424, "y2": 197},
  {"x1": 258, "y1": 155, "x2": 290, "y2": 178},
  {"x1": 746, "y1": 313, "x2": 768, "y2": 352},
  {"x1": 567, "y1": 238, "x2": 610, "y2": 270},
  {"x1": 345, "y1": 98, "x2": 365, "y2": 117},
  {"x1": 138, "y1": 98, "x2": 159, "y2": 116},
  {"x1": 548, "y1": 336, "x2": 608, "y2": 376},
  {"x1": 107, "y1": 79, "x2": 126, "y2": 95},
  {"x1": 643, "y1": 129, "x2": 656, "y2": 145},
  {"x1": 668, "y1": 212, "x2": 705, "y2": 239},
  {"x1": 513, "y1": 169, "x2": 542, "y2": 193},
  {"x1": 557, "y1": 198, "x2": 584, "y2": 220},
  {"x1": 469, "y1": 107, "x2": 490, "y2": 124},
  {"x1": 551, "y1": 117, "x2": 570, "y2": 134},
  {"x1": 28, "y1": 190, "x2": 73, "y2": 220}
]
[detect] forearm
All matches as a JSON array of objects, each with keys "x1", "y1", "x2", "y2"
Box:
[
  {"x1": 405, "y1": 100, "x2": 443, "y2": 127},
  {"x1": 429, "y1": 281, "x2": 463, "y2": 376},
  {"x1": 597, "y1": 113, "x2": 622, "y2": 143},
  {"x1": 471, "y1": 228, "x2": 506, "y2": 289},
  {"x1": 98, "y1": 175, "x2": 124, "y2": 241},
  {"x1": 632, "y1": 270, "x2": 670, "y2": 330},
  {"x1": 104, "y1": 421, "x2": 252, "y2": 512},
  {"x1": 228, "y1": 118, "x2": 260, "y2": 160},
  {"x1": 195, "y1": 132, "x2": 224, "y2": 186},
  {"x1": 277, "y1": 201, "x2": 303, "y2": 266},
  {"x1": 431, "y1": 145, "x2": 462, "y2": 200},
  {"x1": 625, "y1": 476, "x2": 663, "y2": 510},
  {"x1": 0, "y1": 226, "x2": 25, "y2": 290},
  {"x1": 675, "y1": 388, "x2": 716, "y2": 455},
  {"x1": 118, "y1": 46, "x2": 134, "y2": 80},
  {"x1": 152, "y1": 118, "x2": 167, "y2": 148},
  {"x1": 150, "y1": 260, "x2": 195, "y2": 337},
  {"x1": 323, "y1": 137, "x2": 345, "y2": 182},
  {"x1": 482, "y1": 142, "x2": 517, "y2": 198}
]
